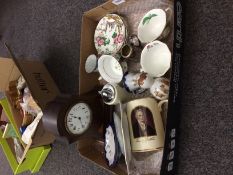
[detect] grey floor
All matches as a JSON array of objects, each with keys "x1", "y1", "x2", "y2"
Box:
[{"x1": 0, "y1": 0, "x2": 233, "y2": 175}]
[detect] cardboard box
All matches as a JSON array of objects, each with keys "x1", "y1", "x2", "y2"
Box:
[
  {"x1": 0, "y1": 45, "x2": 61, "y2": 158},
  {"x1": 78, "y1": 0, "x2": 184, "y2": 175}
]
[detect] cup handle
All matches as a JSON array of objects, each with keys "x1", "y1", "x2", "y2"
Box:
[{"x1": 158, "y1": 100, "x2": 168, "y2": 112}]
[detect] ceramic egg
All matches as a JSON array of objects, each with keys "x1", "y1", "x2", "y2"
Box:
[{"x1": 150, "y1": 77, "x2": 170, "y2": 100}]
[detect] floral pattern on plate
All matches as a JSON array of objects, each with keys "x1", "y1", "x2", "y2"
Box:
[{"x1": 94, "y1": 14, "x2": 127, "y2": 55}]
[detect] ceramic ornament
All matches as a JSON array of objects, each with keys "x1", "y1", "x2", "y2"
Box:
[
  {"x1": 123, "y1": 72, "x2": 154, "y2": 93},
  {"x1": 137, "y1": 72, "x2": 154, "y2": 89},
  {"x1": 122, "y1": 72, "x2": 140, "y2": 92},
  {"x1": 138, "y1": 9, "x2": 167, "y2": 43},
  {"x1": 150, "y1": 77, "x2": 170, "y2": 100},
  {"x1": 94, "y1": 14, "x2": 127, "y2": 55},
  {"x1": 140, "y1": 40, "x2": 171, "y2": 77},
  {"x1": 129, "y1": 34, "x2": 140, "y2": 47}
]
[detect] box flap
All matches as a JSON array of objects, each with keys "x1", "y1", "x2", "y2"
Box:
[
  {"x1": 4, "y1": 44, "x2": 61, "y2": 110},
  {"x1": 77, "y1": 139, "x2": 127, "y2": 175},
  {"x1": 0, "y1": 57, "x2": 21, "y2": 92},
  {"x1": 84, "y1": 1, "x2": 118, "y2": 21}
]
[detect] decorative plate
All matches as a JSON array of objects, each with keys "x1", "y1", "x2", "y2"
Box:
[
  {"x1": 94, "y1": 14, "x2": 127, "y2": 55},
  {"x1": 104, "y1": 122, "x2": 122, "y2": 167},
  {"x1": 140, "y1": 40, "x2": 171, "y2": 77}
]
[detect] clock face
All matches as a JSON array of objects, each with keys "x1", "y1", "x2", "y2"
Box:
[{"x1": 65, "y1": 102, "x2": 92, "y2": 135}]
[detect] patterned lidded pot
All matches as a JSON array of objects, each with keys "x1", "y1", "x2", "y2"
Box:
[
  {"x1": 123, "y1": 72, "x2": 140, "y2": 92},
  {"x1": 137, "y1": 72, "x2": 154, "y2": 89},
  {"x1": 123, "y1": 72, "x2": 154, "y2": 93},
  {"x1": 94, "y1": 14, "x2": 127, "y2": 55}
]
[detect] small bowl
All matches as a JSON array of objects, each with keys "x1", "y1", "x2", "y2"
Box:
[
  {"x1": 140, "y1": 40, "x2": 171, "y2": 77},
  {"x1": 98, "y1": 55, "x2": 123, "y2": 83},
  {"x1": 138, "y1": 9, "x2": 166, "y2": 43}
]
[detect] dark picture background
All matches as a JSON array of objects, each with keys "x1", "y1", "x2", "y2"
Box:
[{"x1": 131, "y1": 106, "x2": 156, "y2": 138}]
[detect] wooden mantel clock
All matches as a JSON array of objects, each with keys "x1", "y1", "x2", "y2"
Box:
[{"x1": 42, "y1": 90, "x2": 105, "y2": 143}]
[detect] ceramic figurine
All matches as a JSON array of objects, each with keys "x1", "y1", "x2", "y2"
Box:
[
  {"x1": 94, "y1": 14, "x2": 127, "y2": 55},
  {"x1": 129, "y1": 34, "x2": 141, "y2": 47},
  {"x1": 150, "y1": 77, "x2": 170, "y2": 100},
  {"x1": 140, "y1": 40, "x2": 171, "y2": 77},
  {"x1": 122, "y1": 72, "x2": 153, "y2": 93},
  {"x1": 122, "y1": 72, "x2": 140, "y2": 93}
]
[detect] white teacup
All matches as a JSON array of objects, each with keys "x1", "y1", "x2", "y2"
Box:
[
  {"x1": 140, "y1": 40, "x2": 171, "y2": 77},
  {"x1": 150, "y1": 77, "x2": 170, "y2": 100},
  {"x1": 98, "y1": 55, "x2": 124, "y2": 83}
]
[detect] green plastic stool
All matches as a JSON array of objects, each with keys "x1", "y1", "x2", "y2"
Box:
[{"x1": 0, "y1": 97, "x2": 51, "y2": 174}]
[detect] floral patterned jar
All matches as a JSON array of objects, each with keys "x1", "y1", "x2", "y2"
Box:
[{"x1": 94, "y1": 14, "x2": 127, "y2": 55}]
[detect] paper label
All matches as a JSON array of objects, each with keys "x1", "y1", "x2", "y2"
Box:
[{"x1": 112, "y1": 0, "x2": 125, "y2": 5}]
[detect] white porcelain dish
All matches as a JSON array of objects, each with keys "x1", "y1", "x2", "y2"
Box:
[
  {"x1": 138, "y1": 9, "x2": 166, "y2": 43},
  {"x1": 98, "y1": 55, "x2": 123, "y2": 83},
  {"x1": 140, "y1": 40, "x2": 171, "y2": 77}
]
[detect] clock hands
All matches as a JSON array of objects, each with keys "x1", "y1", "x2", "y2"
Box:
[{"x1": 78, "y1": 117, "x2": 85, "y2": 128}]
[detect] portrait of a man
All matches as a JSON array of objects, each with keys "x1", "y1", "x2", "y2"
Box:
[{"x1": 131, "y1": 106, "x2": 156, "y2": 138}]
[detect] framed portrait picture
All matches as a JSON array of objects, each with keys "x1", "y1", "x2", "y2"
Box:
[{"x1": 131, "y1": 106, "x2": 157, "y2": 138}]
